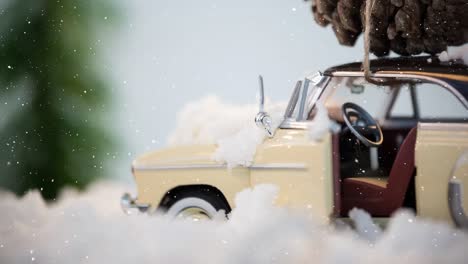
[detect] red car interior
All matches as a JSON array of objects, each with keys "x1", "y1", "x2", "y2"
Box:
[{"x1": 339, "y1": 127, "x2": 417, "y2": 217}]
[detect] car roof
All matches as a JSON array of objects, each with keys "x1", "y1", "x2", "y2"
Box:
[
  {"x1": 323, "y1": 56, "x2": 468, "y2": 102},
  {"x1": 324, "y1": 56, "x2": 468, "y2": 77}
]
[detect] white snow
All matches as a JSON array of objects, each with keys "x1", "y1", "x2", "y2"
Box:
[
  {"x1": 168, "y1": 96, "x2": 285, "y2": 168},
  {"x1": 1, "y1": 182, "x2": 468, "y2": 263},
  {"x1": 212, "y1": 125, "x2": 266, "y2": 168},
  {"x1": 438, "y1": 44, "x2": 468, "y2": 65},
  {"x1": 349, "y1": 208, "x2": 382, "y2": 242},
  {"x1": 168, "y1": 96, "x2": 254, "y2": 146},
  {"x1": 308, "y1": 101, "x2": 341, "y2": 141},
  {"x1": 212, "y1": 106, "x2": 285, "y2": 168}
]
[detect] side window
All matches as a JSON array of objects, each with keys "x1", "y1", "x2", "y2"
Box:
[
  {"x1": 389, "y1": 85, "x2": 413, "y2": 118},
  {"x1": 416, "y1": 83, "x2": 468, "y2": 120},
  {"x1": 321, "y1": 76, "x2": 392, "y2": 120}
]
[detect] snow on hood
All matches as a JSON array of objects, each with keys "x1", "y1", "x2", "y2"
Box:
[
  {"x1": 167, "y1": 96, "x2": 286, "y2": 168},
  {"x1": 438, "y1": 44, "x2": 468, "y2": 65},
  {"x1": 167, "y1": 96, "x2": 258, "y2": 146},
  {"x1": 1, "y1": 182, "x2": 468, "y2": 264}
]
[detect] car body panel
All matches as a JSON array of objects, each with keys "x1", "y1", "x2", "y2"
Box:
[
  {"x1": 252, "y1": 128, "x2": 333, "y2": 223},
  {"x1": 132, "y1": 145, "x2": 250, "y2": 208},
  {"x1": 415, "y1": 123, "x2": 468, "y2": 223},
  {"x1": 132, "y1": 145, "x2": 219, "y2": 167},
  {"x1": 132, "y1": 127, "x2": 334, "y2": 222}
]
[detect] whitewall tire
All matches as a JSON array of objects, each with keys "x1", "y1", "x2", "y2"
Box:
[
  {"x1": 162, "y1": 189, "x2": 230, "y2": 221},
  {"x1": 166, "y1": 197, "x2": 219, "y2": 220}
]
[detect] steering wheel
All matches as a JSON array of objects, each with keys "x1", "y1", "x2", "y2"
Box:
[{"x1": 341, "y1": 102, "x2": 383, "y2": 147}]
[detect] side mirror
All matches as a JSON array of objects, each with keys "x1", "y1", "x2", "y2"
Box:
[
  {"x1": 255, "y1": 75, "x2": 273, "y2": 137},
  {"x1": 351, "y1": 85, "x2": 365, "y2": 94},
  {"x1": 255, "y1": 112, "x2": 272, "y2": 136},
  {"x1": 349, "y1": 78, "x2": 365, "y2": 94}
]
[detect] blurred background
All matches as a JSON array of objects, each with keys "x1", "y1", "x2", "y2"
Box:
[{"x1": 0, "y1": 0, "x2": 365, "y2": 200}]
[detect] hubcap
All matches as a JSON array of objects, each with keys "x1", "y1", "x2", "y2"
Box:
[{"x1": 176, "y1": 207, "x2": 212, "y2": 221}]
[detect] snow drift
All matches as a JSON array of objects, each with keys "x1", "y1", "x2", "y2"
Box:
[
  {"x1": 167, "y1": 96, "x2": 286, "y2": 168},
  {"x1": 308, "y1": 101, "x2": 341, "y2": 141},
  {"x1": 1, "y1": 182, "x2": 468, "y2": 264}
]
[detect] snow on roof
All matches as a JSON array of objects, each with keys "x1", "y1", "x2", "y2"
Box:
[{"x1": 438, "y1": 44, "x2": 468, "y2": 66}]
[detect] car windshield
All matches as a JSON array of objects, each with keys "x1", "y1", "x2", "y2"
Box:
[
  {"x1": 315, "y1": 77, "x2": 395, "y2": 123},
  {"x1": 285, "y1": 73, "x2": 327, "y2": 121},
  {"x1": 322, "y1": 77, "x2": 393, "y2": 119}
]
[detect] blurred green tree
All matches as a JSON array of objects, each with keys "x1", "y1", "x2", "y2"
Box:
[{"x1": 0, "y1": 0, "x2": 117, "y2": 200}]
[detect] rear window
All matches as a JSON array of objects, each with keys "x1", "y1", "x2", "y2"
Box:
[{"x1": 416, "y1": 82, "x2": 468, "y2": 120}]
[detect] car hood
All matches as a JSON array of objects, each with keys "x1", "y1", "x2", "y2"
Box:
[{"x1": 132, "y1": 144, "x2": 220, "y2": 169}]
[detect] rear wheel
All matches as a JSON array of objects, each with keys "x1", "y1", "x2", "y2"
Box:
[{"x1": 163, "y1": 190, "x2": 230, "y2": 221}]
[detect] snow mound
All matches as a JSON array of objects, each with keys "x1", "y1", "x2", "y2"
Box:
[
  {"x1": 438, "y1": 44, "x2": 468, "y2": 65},
  {"x1": 168, "y1": 96, "x2": 285, "y2": 168},
  {"x1": 1, "y1": 182, "x2": 468, "y2": 263},
  {"x1": 308, "y1": 101, "x2": 341, "y2": 141},
  {"x1": 349, "y1": 208, "x2": 382, "y2": 242},
  {"x1": 212, "y1": 125, "x2": 266, "y2": 168},
  {"x1": 168, "y1": 96, "x2": 256, "y2": 146}
]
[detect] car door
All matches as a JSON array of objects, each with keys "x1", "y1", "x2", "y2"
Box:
[
  {"x1": 251, "y1": 127, "x2": 334, "y2": 223},
  {"x1": 413, "y1": 81, "x2": 468, "y2": 223},
  {"x1": 250, "y1": 77, "x2": 335, "y2": 223}
]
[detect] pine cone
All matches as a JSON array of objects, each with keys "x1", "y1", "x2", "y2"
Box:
[{"x1": 310, "y1": 0, "x2": 468, "y2": 56}]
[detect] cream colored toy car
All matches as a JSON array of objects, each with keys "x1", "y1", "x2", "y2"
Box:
[{"x1": 122, "y1": 56, "x2": 468, "y2": 228}]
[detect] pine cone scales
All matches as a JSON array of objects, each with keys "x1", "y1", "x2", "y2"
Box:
[{"x1": 310, "y1": 0, "x2": 468, "y2": 56}]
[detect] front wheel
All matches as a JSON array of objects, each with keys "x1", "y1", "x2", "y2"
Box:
[{"x1": 163, "y1": 191, "x2": 230, "y2": 221}]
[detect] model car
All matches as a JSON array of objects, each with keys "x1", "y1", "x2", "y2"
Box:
[{"x1": 122, "y1": 56, "x2": 468, "y2": 228}]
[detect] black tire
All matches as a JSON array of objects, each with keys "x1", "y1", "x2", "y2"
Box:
[{"x1": 161, "y1": 188, "x2": 230, "y2": 220}]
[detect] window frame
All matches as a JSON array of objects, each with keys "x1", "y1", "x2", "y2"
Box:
[
  {"x1": 280, "y1": 71, "x2": 468, "y2": 130},
  {"x1": 385, "y1": 78, "x2": 468, "y2": 123},
  {"x1": 385, "y1": 84, "x2": 420, "y2": 120}
]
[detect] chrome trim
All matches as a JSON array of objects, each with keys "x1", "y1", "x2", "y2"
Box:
[
  {"x1": 255, "y1": 111, "x2": 273, "y2": 137},
  {"x1": 307, "y1": 71, "x2": 325, "y2": 84},
  {"x1": 133, "y1": 163, "x2": 307, "y2": 171},
  {"x1": 255, "y1": 75, "x2": 274, "y2": 137},
  {"x1": 297, "y1": 78, "x2": 310, "y2": 121},
  {"x1": 250, "y1": 163, "x2": 307, "y2": 170},
  {"x1": 121, "y1": 193, "x2": 150, "y2": 215},
  {"x1": 258, "y1": 75, "x2": 265, "y2": 112},
  {"x1": 133, "y1": 164, "x2": 226, "y2": 171},
  {"x1": 279, "y1": 119, "x2": 309, "y2": 130},
  {"x1": 330, "y1": 71, "x2": 468, "y2": 109},
  {"x1": 281, "y1": 71, "x2": 468, "y2": 130},
  {"x1": 303, "y1": 74, "x2": 330, "y2": 120},
  {"x1": 448, "y1": 151, "x2": 468, "y2": 229},
  {"x1": 284, "y1": 80, "x2": 302, "y2": 119},
  {"x1": 282, "y1": 72, "x2": 330, "y2": 126},
  {"x1": 418, "y1": 123, "x2": 468, "y2": 131},
  {"x1": 448, "y1": 180, "x2": 468, "y2": 229}
]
